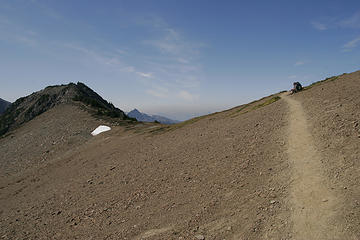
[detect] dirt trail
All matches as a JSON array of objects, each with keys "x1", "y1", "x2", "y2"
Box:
[{"x1": 283, "y1": 93, "x2": 345, "y2": 240}]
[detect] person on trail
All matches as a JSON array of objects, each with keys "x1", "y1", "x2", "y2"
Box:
[{"x1": 290, "y1": 82, "x2": 303, "y2": 94}]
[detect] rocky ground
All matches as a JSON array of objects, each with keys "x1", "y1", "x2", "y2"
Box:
[
  {"x1": 293, "y1": 71, "x2": 360, "y2": 238},
  {"x1": 0, "y1": 71, "x2": 359, "y2": 239}
]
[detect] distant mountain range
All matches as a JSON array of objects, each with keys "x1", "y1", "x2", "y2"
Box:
[
  {"x1": 127, "y1": 109, "x2": 180, "y2": 124},
  {"x1": 0, "y1": 98, "x2": 11, "y2": 115}
]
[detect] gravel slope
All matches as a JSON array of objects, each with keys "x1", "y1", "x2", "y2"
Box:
[
  {"x1": 292, "y1": 71, "x2": 360, "y2": 239},
  {"x1": 0, "y1": 70, "x2": 359, "y2": 239},
  {"x1": 0, "y1": 94, "x2": 290, "y2": 240}
]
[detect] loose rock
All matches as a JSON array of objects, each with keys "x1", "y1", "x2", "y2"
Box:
[{"x1": 195, "y1": 234, "x2": 205, "y2": 240}]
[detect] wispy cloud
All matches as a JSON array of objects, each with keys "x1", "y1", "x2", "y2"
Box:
[
  {"x1": 312, "y1": 11, "x2": 360, "y2": 30},
  {"x1": 121, "y1": 66, "x2": 135, "y2": 73},
  {"x1": 62, "y1": 43, "x2": 157, "y2": 78},
  {"x1": 116, "y1": 49, "x2": 127, "y2": 55},
  {"x1": 311, "y1": 21, "x2": 327, "y2": 30},
  {"x1": 64, "y1": 43, "x2": 121, "y2": 66},
  {"x1": 342, "y1": 36, "x2": 360, "y2": 51},
  {"x1": 177, "y1": 90, "x2": 198, "y2": 101},
  {"x1": 1, "y1": 9, "x2": 205, "y2": 104},
  {"x1": 177, "y1": 58, "x2": 189, "y2": 64},
  {"x1": 30, "y1": 0, "x2": 63, "y2": 20},
  {"x1": 143, "y1": 28, "x2": 202, "y2": 57},
  {"x1": 175, "y1": 76, "x2": 200, "y2": 88},
  {"x1": 294, "y1": 61, "x2": 305, "y2": 66},
  {"x1": 137, "y1": 72, "x2": 153, "y2": 78},
  {"x1": 339, "y1": 11, "x2": 360, "y2": 28},
  {"x1": 311, "y1": 12, "x2": 360, "y2": 51},
  {"x1": 146, "y1": 86, "x2": 169, "y2": 98},
  {"x1": 137, "y1": 16, "x2": 204, "y2": 100},
  {"x1": 0, "y1": 16, "x2": 38, "y2": 47}
]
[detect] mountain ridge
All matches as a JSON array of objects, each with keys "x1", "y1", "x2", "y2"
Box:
[{"x1": 0, "y1": 82, "x2": 132, "y2": 136}]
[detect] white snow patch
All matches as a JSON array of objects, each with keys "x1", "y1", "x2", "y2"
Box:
[{"x1": 91, "y1": 125, "x2": 111, "y2": 136}]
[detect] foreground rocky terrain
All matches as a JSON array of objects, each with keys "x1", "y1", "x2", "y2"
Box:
[{"x1": 0, "y1": 71, "x2": 359, "y2": 239}]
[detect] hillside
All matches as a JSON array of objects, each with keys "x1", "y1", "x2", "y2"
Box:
[
  {"x1": 0, "y1": 98, "x2": 11, "y2": 114},
  {"x1": 0, "y1": 71, "x2": 359, "y2": 239},
  {"x1": 0, "y1": 82, "x2": 131, "y2": 136},
  {"x1": 128, "y1": 109, "x2": 180, "y2": 124}
]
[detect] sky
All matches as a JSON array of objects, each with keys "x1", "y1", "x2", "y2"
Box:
[{"x1": 1, "y1": 0, "x2": 360, "y2": 120}]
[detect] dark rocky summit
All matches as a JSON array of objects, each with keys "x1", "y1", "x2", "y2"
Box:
[{"x1": 0, "y1": 82, "x2": 132, "y2": 136}]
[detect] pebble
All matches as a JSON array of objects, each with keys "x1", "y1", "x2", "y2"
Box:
[
  {"x1": 195, "y1": 235, "x2": 205, "y2": 240},
  {"x1": 270, "y1": 200, "x2": 276, "y2": 204},
  {"x1": 322, "y1": 199, "x2": 328, "y2": 202}
]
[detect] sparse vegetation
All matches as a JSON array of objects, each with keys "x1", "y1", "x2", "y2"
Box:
[
  {"x1": 25, "y1": 106, "x2": 34, "y2": 118},
  {"x1": 228, "y1": 94, "x2": 282, "y2": 118},
  {"x1": 228, "y1": 104, "x2": 249, "y2": 117},
  {"x1": 0, "y1": 107, "x2": 23, "y2": 136},
  {"x1": 304, "y1": 76, "x2": 339, "y2": 90},
  {"x1": 36, "y1": 94, "x2": 50, "y2": 106},
  {"x1": 72, "y1": 82, "x2": 134, "y2": 120},
  {"x1": 253, "y1": 96, "x2": 281, "y2": 110},
  {"x1": 73, "y1": 95, "x2": 105, "y2": 109},
  {"x1": 170, "y1": 115, "x2": 207, "y2": 130}
]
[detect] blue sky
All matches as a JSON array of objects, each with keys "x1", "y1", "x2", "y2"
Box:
[{"x1": 1, "y1": 0, "x2": 359, "y2": 120}]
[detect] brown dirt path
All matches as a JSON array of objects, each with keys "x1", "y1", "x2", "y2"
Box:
[{"x1": 282, "y1": 93, "x2": 348, "y2": 240}]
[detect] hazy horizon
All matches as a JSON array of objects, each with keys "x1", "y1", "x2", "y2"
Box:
[{"x1": 1, "y1": 0, "x2": 360, "y2": 120}]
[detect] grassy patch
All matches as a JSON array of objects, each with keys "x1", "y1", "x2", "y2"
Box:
[
  {"x1": 228, "y1": 104, "x2": 249, "y2": 118},
  {"x1": 148, "y1": 126, "x2": 169, "y2": 134},
  {"x1": 235, "y1": 104, "x2": 249, "y2": 113},
  {"x1": 304, "y1": 76, "x2": 339, "y2": 90},
  {"x1": 169, "y1": 116, "x2": 204, "y2": 130},
  {"x1": 142, "y1": 93, "x2": 284, "y2": 134},
  {"x1": 252, "y1": 96, "x2": 281, "y2": 110}
]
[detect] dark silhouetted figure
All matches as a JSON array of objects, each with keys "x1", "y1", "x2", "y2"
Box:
[{"x1": 290, "y1": 82, "x2": 303, "y2": 94}]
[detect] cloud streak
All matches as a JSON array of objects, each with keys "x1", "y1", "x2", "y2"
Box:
[
  {"x1": 343, "y1": 36, "x2": 360, "y2": 51},
  {"x1": 138, "y1": 16, "x2": 204, "y2": 101},
  {"x1": 311, "y1": 11, "x2": 360, "y2": 31},
  {"x1": 62, "y1": 43, "x2": 151, "y2": 76},
  {"x1": 146, "y1": 86, "x2": 169, "y2": 98},
  {"x1": 137, "y1": 72, "x2": 153, "y2": 78},
  {"x1": 311, "y1": 21, "x2": 327, "y2": 30},
  {"x1": 339, "y1": 11, "x2": 360, "y2": 29},
  {"x1": 1, "y1": 8, "x2": 205, "y2": 105},
  {"x1": 294, "y1": 61, "x2": 305, "y2": 66},
  {"x1": 177, "y1": 90, "x2": 198, "y2": 101},
  {"x1": 0, "y1": 16, "x2": 38, "y2": 47}
]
